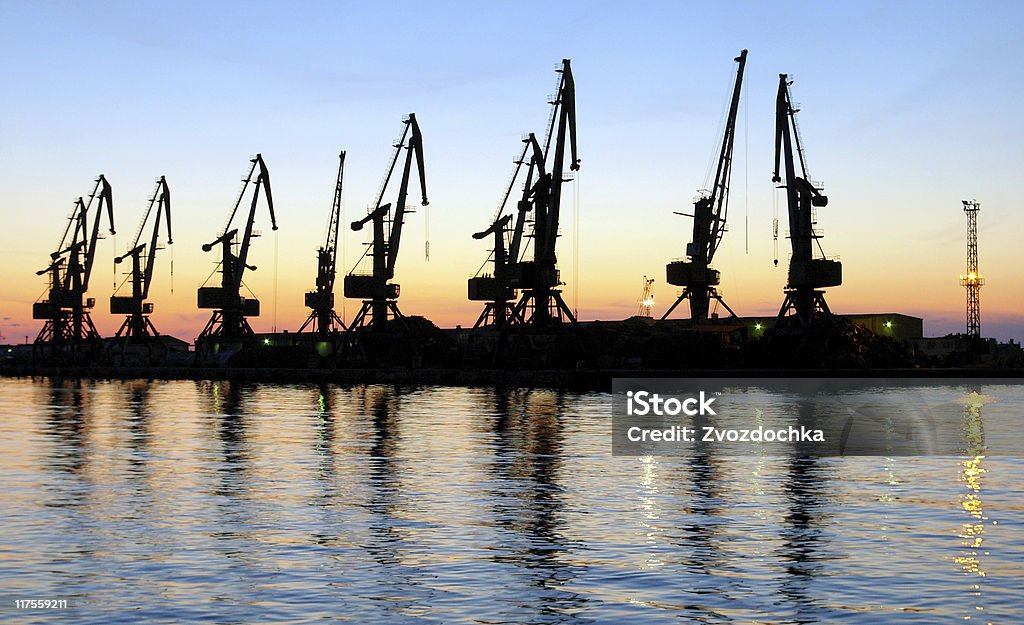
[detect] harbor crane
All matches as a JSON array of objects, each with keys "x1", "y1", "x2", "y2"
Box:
[
  {"x1": 468, "y1": 134, "x2": 545, "y2": 327},
  {"x1": 662, "y1": 49, "x2": 746, "y2": 322},
  {"x1": 298, "y1": 151, "x2": 347, "y2": 334},
  {"x1": 110, "y1": 176, "x2": 172, "y2": 342},
  {"x1": 197, "y1": 154, "x2": 278, "y2": 341},
  {"x1": 773, "y1": 74, "x2": 841, "y2": 328},
  {"x1": 34, "y1": 176, "x2": 115, "y2": 355},
  {"x1": 344, "y1": 114, "x2": 428, "y2": 331},
  {"x1": 469, "y1": 59, "x2": 580, "y2": 329}
]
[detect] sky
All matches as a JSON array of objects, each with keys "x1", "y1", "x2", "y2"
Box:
[{"x1": 1, "y1": 1, "x2": 1022, "y2": 343}]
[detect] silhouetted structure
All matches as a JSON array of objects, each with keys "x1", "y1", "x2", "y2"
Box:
[
  {"x1": 662, "y1": 49, "x2": 746, "y2": 322},
  {"x1": 299, "y1": 151, "x2": 347, "y2": 335},
  {"x1": 960, "y1": 199, "x2": 983, "y2": 338},
  {"x1": 110, "y1": 176, "x2": 173, "y2": 348},
  {"x1": 636, "y1": 276, "x2": 655, "y2": 318},
  {"x1": 344, "y1": 115, "x2": 428, "y2": 331},
  {"x1": 197, "y1": 154, "x2": 278, "y2": 341},
  {"x1": 773, "y1": 74, "x2": 841, "y2": 329},
  {"x1": 34, "y1": 176, "x2": 116, "y2": 360},
  {"x1": 469, "y1": 59, "x2": 580, "y2": 329}
]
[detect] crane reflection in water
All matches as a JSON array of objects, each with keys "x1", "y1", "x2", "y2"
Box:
[{"x1": 485, "y1": 388, "x2": 587, "y2": 621}]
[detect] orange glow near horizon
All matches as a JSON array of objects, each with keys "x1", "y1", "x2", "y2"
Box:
[{"x1": 4, "y1": 229, "x2": 1022, "y2": 344}]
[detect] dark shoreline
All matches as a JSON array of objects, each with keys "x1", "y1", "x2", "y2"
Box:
[{"x1": 4, "y1": 365, "x2": 1022, "y2": 392}]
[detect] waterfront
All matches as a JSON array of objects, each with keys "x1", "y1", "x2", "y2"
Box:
[{"x1": 1, "y1": 378, "x2": 1023, "y2": 623}]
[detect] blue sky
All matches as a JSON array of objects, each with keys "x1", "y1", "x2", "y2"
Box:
[{"x1": 2, "y1": 1, "x2": 1022, "y2": 341}]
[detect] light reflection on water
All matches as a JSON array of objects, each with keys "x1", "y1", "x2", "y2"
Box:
[{"x1": 1, "y1": 378, "x2": 1023, "y2": 623}]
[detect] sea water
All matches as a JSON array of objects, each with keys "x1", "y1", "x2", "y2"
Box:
[{"x1": 1, "y1": 377, "x2": 1022, "y2": 623}]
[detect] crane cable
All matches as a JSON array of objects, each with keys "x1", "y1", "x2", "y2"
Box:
[
  {"x1": 744, "y1": 74, "x2": 749, "y2": 255},
  {"x1": 772, "y1": 185, "x2": 779, "y2": 266},
  {"x1": 273, "y1": 229, "x2": 279, "y2": 333},
  {"x1": 340, "y1": 174, "x2": 346, "y2": 323},
  {"x1": 573, "y1": 170, "x2": 580, "y2": 318}
]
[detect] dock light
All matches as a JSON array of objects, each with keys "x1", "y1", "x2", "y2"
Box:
[
  {"x1": 263, "y1": 338, "x2": 271, "y2": 346},
  {"x1": 754, "y1": 322, "x2": 763, "y2": 331},
  {"x1": 884, "y1": 321, "x2": 893, "y2": 329}
]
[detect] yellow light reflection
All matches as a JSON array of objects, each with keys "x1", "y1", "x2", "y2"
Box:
[
  {"x1": 953, "y1": 391, "x2": 990, "y2": 623},
  {"x1": 637, "y1": 455, "x2": 665, "y2": 570}
]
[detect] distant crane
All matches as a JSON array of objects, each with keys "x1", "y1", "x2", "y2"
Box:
[
  {"x1": 34, "y1": 176, "x2": 116, "y2": 356},
  {"x1": 110, "y1": 176, "x2": 173, "y2": 343},
  {"x1": 469, "y1": 59, "x2": 580, "y2": 329},
  {"x1": 197, "y1": 154, "x2": 278, "y2": 341},
  {"x1": 298, "y1": 151, "x2": 347, "y2": 334},
  {"x1": 344, "y1": 114, "x2": 428, "y2": 331},
  {"x1": 960, "y1": 199, "x2": 983, "y2": 338},
  {"x1": 662, "y1": 50, "x2": 746, "y2": 323},
  {"x1": 636, "y1": 276, "x2": 655, "y2": 318},
  {"x1": 773, "y1": 74, "x2": 841, "y2": 328}
]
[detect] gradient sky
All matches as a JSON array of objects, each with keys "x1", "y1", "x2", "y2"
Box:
[{"x1": 1, "y1": 1, "x2": 1022, "y2": 343}]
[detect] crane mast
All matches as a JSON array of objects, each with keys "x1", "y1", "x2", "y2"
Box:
[
  {"x1": 503, "y1": 59, "x2": 581, "y2": 328},
  {"x1": 110, "y1": 176, "x2": 172, "y2": 341},
  {"x1": 197, "y1": 154, "x2": 278, "y2": 342},
  {"x1": 773, "y1": 74, "x2": 841, "y2": 329},
  {"x1": 34, "y1": 175, "x2": 115, "y2": 358},
  {"x1": 299, "y1": 151, "x2": 347, "y2": 334},
  {"x1": 662, "y1": 50, "x2": 746, "y2": 323},
  {"x1": 345, "y1": 114, "x2": 428, "y2": 331}
]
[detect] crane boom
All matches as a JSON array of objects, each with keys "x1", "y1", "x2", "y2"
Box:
[
  {"x1": 81, "y1": 175, "x2": 116, "y2": 293},
  {"x1": 535, "y1": 59, "x2": 579, "y2": 273},
  {"x1": 385, "y1": 114, "x2": 427, "y2": 278},
  {"x1": 706, "y1": 49, "x2": 746, "y2": 264},
  {"x1": 142, "y1": 177, "x2": 172, "y2": 300},
  {"x1": 326, "y1": 151, "x2": 345, "y2": 292},
  {"x1": 113, "y1": 177, "x2": 172, "y2": 298},
  {"x1": 235, "y1": 155, "x2": 277, "y2": 290},
  {"x1": 512, "y1": 134, "x2": 546, "y2": 264}
]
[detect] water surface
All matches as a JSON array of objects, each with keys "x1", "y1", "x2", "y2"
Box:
[{"x1": 1, "y1": 378, "x2": 1022, "y2": 623}]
